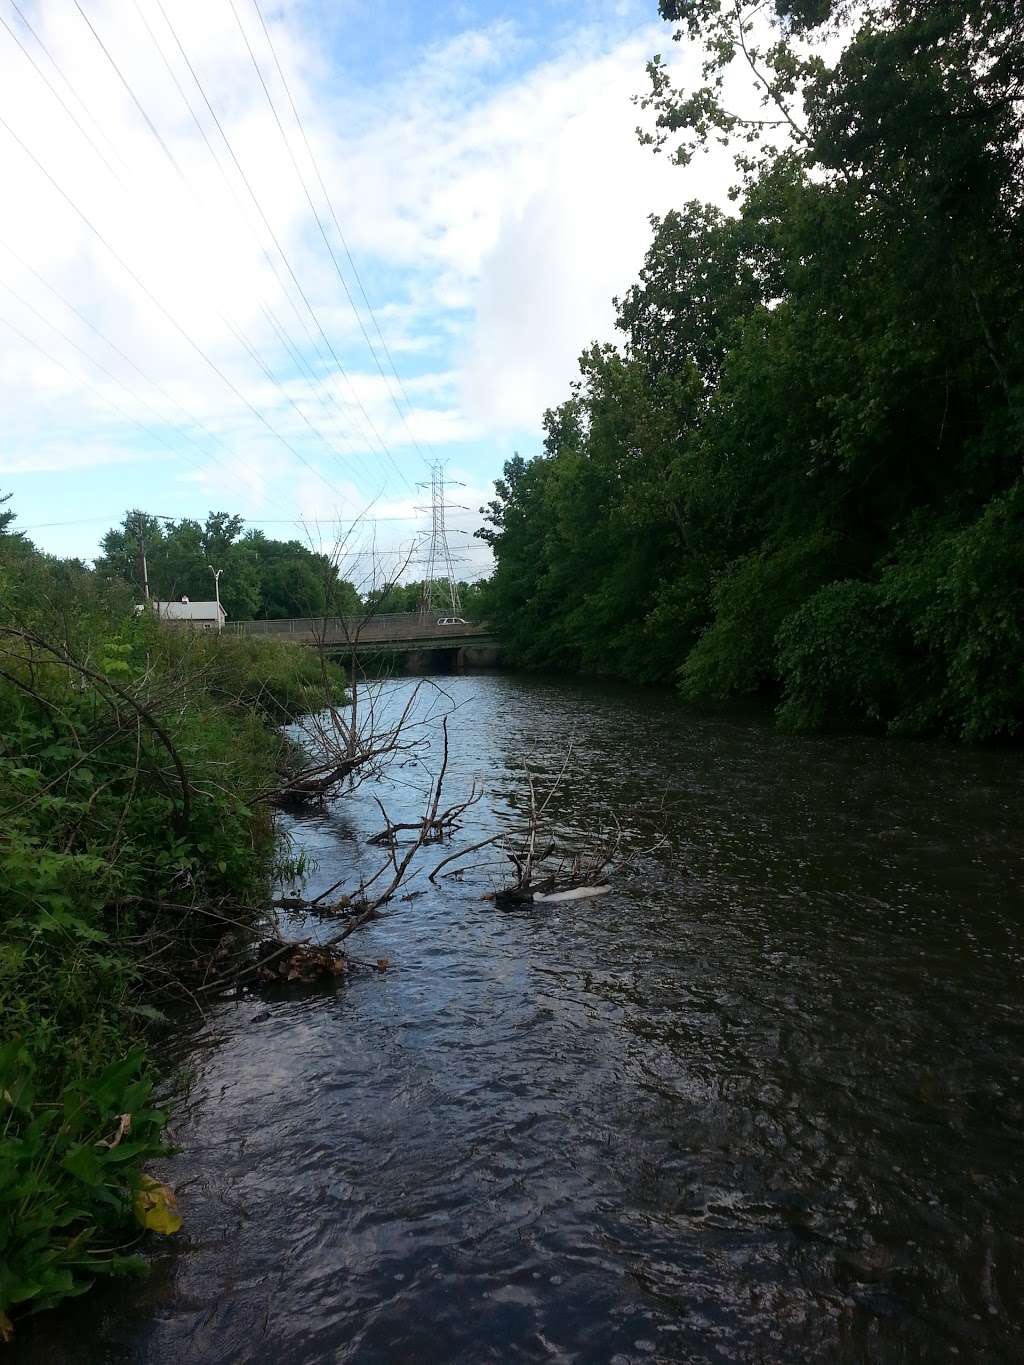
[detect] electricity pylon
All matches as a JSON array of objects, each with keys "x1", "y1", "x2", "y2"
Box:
[{"x1": 416, "y1": 462, "x2": 464, "y2": 619}]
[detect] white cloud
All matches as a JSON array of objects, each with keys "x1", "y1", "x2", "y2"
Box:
[
  {"x1": 0, "y1": 0, "x2": 731, "y2": 551},
  {"x1": 0, "y1": 441, "x2": 149, "y2": 474},
  {"x1": 460, "y1": 34, "x2": 690, "y2": 427},
  {"x1": 315, "y1": 19, "x2": 733, "y2": 431}
]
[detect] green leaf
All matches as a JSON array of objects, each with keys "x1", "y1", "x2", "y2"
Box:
[{"x1": 62, "y1": 1145, "x2": 103, "y2": 1186}]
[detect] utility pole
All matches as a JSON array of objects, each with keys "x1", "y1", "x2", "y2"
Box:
[
  {"x1": 133, "y1": 511, "x2": 177, "y2": 604},
  {"x1": 208, "y1": 565, "x2": 224, "y2": 632},
  {"x1": 415, "y1": 461, "x2": 465, "y2": 619},
  {"x1": 135, "y1": 514, "x2": 150, "y2": 602}
]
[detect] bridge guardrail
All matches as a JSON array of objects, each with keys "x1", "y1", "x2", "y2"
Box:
[{"x1": 227, "y1": 614, "x2": 490, "y2": 642}]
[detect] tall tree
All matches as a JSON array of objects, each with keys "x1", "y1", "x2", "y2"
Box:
[
  {"x1": 0, "y1": 491, "x2": 17, "y2": 537},
  {"x1": 480, "y1": 0, "x2": 1024, "y2": 738}
]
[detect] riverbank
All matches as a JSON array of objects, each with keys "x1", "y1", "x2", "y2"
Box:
[{"x1": 0, "y1": 544, "x2": 345, "y2": 1338}]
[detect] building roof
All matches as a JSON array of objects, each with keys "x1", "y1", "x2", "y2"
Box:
[{"x1": 154, "y1": 600, "x2": 226, "y2": 621}]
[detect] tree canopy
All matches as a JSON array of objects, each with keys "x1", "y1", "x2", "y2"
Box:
[
  {"x1": 479, "y1": 0, "x2": 1024, "y2": 738},
  {"x1": 96, "y1": 512, "x2": 360, "y2": 621},
  {"x1": 94, "y1": 510, "x2": 490, "y2": 623}
]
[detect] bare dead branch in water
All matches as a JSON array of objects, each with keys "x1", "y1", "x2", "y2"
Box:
[
  {"x1": 200, "y1": 712, "x2": 478, "y2": 991},
  {"x1": 265, "y1": 525, "x2": 433, "y2": 805},
  {"x1": 427, "y1": 748, "x2": 670, "y2": 906},
  {"x1": 367, "y1": 720, "x2": 482, "y2": 847}
]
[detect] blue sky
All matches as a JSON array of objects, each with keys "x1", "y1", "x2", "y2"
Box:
[{"x1": 0, "y1": 0, "x2": 724, "y2": 573}]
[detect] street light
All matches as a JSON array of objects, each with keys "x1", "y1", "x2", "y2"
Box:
[{"x1": 208, "y1": 565, "x2": 224, "y2": 633}]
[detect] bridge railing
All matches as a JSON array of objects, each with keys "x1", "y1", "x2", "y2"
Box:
[{"x1": 226, "y1": 613, "x2": 489, "y2": 642}]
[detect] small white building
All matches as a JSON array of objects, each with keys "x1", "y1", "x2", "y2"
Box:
[{"x1": 153, "y1": 599, "x2": 226, "y2": 631}]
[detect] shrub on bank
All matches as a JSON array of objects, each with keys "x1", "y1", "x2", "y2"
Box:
[
  {"x1": 0, "y1": 537, "x2": 338, "y2": 1333},
  {"x1": 146, "y1": 624, "x2": 347, "y2": 722}
]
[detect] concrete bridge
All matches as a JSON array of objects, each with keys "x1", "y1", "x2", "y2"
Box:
[{"x1": 227, "y1": 612, "x2": 499, "y2": 670}]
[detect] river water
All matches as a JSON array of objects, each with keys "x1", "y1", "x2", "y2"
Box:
[{"x1": 17, "y1": 673, "x2": 1024, "y2": 1363}]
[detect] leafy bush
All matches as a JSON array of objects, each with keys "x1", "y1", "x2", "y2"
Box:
[
  {"x1": 775, "y1": 580, "x2": 904, "y2": 732},
  {"x1": 146, "y1": 624, "x2": 346, "y2": 722},
  {"x1": 0, "y1": 525, "x2": 329, "y2": 1330},
  {"x1": 679, "y1": 534, "x2": 837, "y2": 701},
  {"x1": 0, "y1": 1047, "x2": 166, "y2": 1335},
  {"x1": 774, "y1": 485, "x2": 1024, "y2": 738},
  {"x1": 881, "y1": 484, "x2": 1024, "y2": 739}
]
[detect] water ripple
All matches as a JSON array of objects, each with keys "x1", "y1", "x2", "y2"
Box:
[{"x1": 16, "y1": 674, "x2": 1024, "y2": 1364}]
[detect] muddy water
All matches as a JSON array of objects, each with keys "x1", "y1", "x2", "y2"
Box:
[{"x1": 18, "y1": 674, "x2": 1024, "y2": 1363}]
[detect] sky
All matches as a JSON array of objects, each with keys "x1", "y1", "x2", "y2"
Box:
[{"x1": 0, "y1": 0, "x2": 732, "y2": 578}]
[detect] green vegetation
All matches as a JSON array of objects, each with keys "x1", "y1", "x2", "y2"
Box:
[
  {"x1": 97, "y1": 509, "x2": 362, "y2": 620},
  {"x1": 480, "y1": 0, "x2": 1023, "y2": 739},
  {"x1": 0, "y1": 500, "x2": 340, "y2": 1333},
  {"x1": 365, "y1": 576, "x2": 491, "y2": 618},
  {"x1": 96, "y1": 509, "x2": 490, "y2": 625}
]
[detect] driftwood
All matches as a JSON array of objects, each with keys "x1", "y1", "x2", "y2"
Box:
[
  {"x1": 271, "y1": 759, "x2": 361, "y2": 807},
  {"x1": 430, "y1": 749, "x2": 670, "y2": 908},
  {"x1": 366, "y1": 718, "x2": 481, "y2": 845},
  {"x1": 202, "y1": 710, "x2": 472, "y2": 992},
  {"x1": 493, "y1": 878, "x2": 613, "y2": 909}
]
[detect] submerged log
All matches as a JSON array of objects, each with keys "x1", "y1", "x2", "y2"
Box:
[
  {"x1": 532, "y1": 883, "x2": 611, "y2": 903},
  {"x1": 272, "y1": 760, "x2": 360, "y2": 808},
  {"x1": 494, "y1": 879, "x2": 612, "y2": 910}
]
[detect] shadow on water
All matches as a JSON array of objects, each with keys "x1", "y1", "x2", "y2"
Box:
[{"x1": 14, "y1": 673, "x2": 1024, "y2": 1364}]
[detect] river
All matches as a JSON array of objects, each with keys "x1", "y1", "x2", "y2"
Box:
[{"x1": 17, "y1": 672, "x2": 1024, "y2": 1363}]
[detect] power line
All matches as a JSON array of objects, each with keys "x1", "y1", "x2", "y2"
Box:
[
  {"x1": 7, "y1": 0, "x2": 128, "y2": 179},
  {"x1": 146, "y1": 0, "x2": 401, "y2": 493},
  {"x1": 0, "y1": 242, "x2": 377, "y2": 526},
  {"x1": 0, "y1": 267, "x2": 394, "y2": 535},
  {"x1": 150, "y1": 0, "x2": 390, "y2": 485},
  {"x1": 244, "y1": 0, "x2": 435, "y2": 471},
  {"x1": 127, "y1": 0, "x2": 386, "y2": 499},
  {"x1": 0, "y1": 310, "x2": 228, "y2": 482},
  {"x1": 257, "y1": 516, "x2": 417, "y2": 524},
  {"x1": 248, "y1": 0, "x2": 445, "y2": 464},
  {"x1": 0, "y1": 274, "x2": 238, "y2": 475},
  {"x1": 143, "y1": 0, "x2": 405, "y2": 485},
  {"x1": 0, "y1": 109, "x2": 354, "y2": 505},
  {"x1": 18, "y1": 517, "x2": 125, "y2": 530},
  {"x1": 223, "y1": 0, "x2": 412, "y2": 485},
  {"x1": 71, "y1": 0, "x2": 183, "y2": 177},
  {"x1": 0, "y1": 3, "x2": 463, "y2": 525},
  {"x1": 65, "y1": 0, "x2": 383, "y2": 503},
  {"x1": 0, "y1": 241, "x2": 272, "y2": 479},
  {"x1": 16, "y1": 513, "x2": 436, "y2": 530},
  {"x1": 0, "y1": 8, "x2": 123, "y2": 185},
  {"x1": 0, "y1": 52, "x2": 365, "y2": 509}
]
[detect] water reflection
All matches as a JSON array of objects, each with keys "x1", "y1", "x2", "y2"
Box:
[{"x1": 15, "y1": 673, "x2": 1024, "y2": 1363}]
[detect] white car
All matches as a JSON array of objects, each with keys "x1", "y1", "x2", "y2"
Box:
[{"x1": 436, "y1": 617, "x2": 468, "y2": 626}]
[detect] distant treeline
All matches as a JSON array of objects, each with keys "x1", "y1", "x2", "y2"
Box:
[
  {"x1": 98, "y1": 510, "x2": 488, "y2": 621},
  {"x1": 365, "y1": 577, "x2": 489, "y2": 618},
  {"x1": 479, "y1": 0, "x2": 1023, "y2": 740}
]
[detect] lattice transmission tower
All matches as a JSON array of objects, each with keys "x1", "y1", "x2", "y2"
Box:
[{"x1": 416, "y1": 462, "x2": 464, "y2": 618}]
